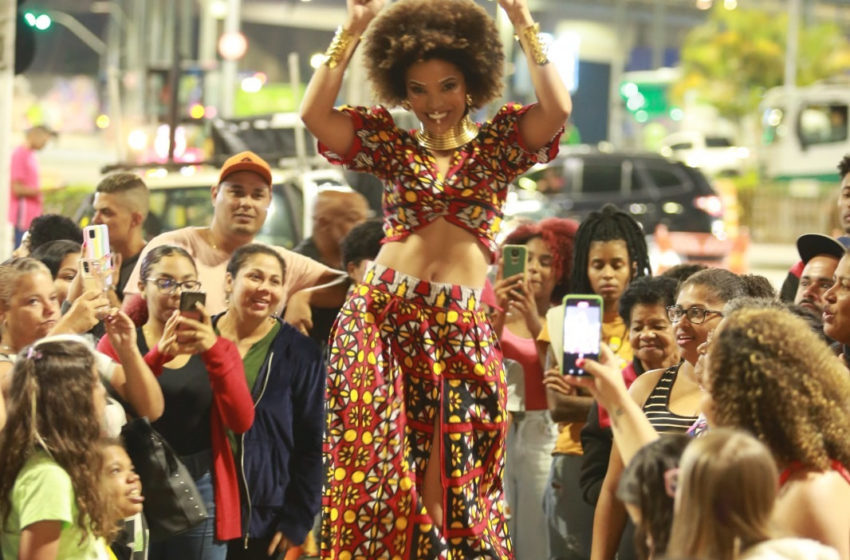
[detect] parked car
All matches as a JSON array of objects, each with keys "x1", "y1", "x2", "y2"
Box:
[
  {"x1": 75, "y1": 165, "x2": 349, "y2": 249},
  {"x1": 659, "y1": 131, "x2": 751, "y2": 177},
  {"x1": 503, "y1": 147, "x2": 731, "y2": 263}
]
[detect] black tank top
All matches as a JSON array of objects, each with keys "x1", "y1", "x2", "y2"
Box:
[
  {"x1": 136, "y1": 327, "x2": 213, "y2": 456},
  {"x1": 642, "y1": 363, "x2": 699, "y2": 434}
]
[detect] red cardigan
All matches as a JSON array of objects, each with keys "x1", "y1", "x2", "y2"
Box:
[{"x1": 97, "y1": 334, "x2": 255, "y2": 541}]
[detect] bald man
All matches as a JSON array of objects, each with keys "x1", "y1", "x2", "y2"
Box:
[
  {"x1": 294, "y1": 188, "x2": 371, "y2": 349},
  {"x1": 295, "y1": 188, "x2": 371, "y2": 269}
]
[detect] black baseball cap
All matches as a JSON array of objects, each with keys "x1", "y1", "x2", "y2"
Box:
[{"x1": 796, "y1": 233, "x2": 850, "y2": 264}]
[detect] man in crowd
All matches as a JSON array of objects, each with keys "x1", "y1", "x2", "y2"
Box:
[
  {"x1": 92, "y1": 172, "x2": 150, "y2": 301},
  {"x1": 793, "y1": 233, "x2": 848, "y2": 316},
  {"x1": 122, "y1": 151, "x2": 348, "y2": 322},
  {"x1": 9, "y1": 125, "x2": 55, "y2": 247},
  {"x1": 295, "y1": 187, "x2": 370, "y2": 269},
  {"x1": 781, "y1": 155, "x2": 850, "y2": 300}
]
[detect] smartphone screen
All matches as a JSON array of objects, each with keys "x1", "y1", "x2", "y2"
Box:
[
  {"x1": 502, "y1": 245, "x2": 527, "y2": 279},
  {"x1": 562, "y1": 296, "x2": 603, "y2": 376},
  {"x1": 179, "y1": 291, "x2": 206, "y2": 322}
]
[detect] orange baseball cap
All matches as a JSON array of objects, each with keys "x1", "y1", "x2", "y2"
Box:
[{"x1": 218, "y1": 151, "x2": 272, "y2": 185}]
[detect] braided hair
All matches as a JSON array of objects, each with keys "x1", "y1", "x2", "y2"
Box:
[{"x1": 570, "y1": 204, "x2": 651, "y2": 294}]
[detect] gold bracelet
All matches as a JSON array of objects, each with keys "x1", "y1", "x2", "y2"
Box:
[
  {"x1": 324, "y1": 26, "x2": 360, "y2": 69},
  {"x1": 518, "y1": 22, "x2": 549, "y2": 66}
]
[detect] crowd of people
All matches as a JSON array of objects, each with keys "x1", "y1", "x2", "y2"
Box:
[{"x1": 3, "y1": 0, "x2": 850, "y2": 559}]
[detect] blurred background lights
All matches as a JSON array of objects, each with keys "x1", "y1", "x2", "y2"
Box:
[{"x1": 95, "y1": 114, "x2": 110, "y2": 129}]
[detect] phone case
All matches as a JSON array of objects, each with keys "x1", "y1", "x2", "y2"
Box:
[
  {"x1": 561, "y1": 294, "x2": 604, "y2": 376},
  {"x1": 83, "y1": 224, "x2": 110, "y2": 261},
  {"x1": 502, "y1": 245, "x2": 527, "y2": 278}
]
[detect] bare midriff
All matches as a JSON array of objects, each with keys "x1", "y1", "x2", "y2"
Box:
[{"x1": 374, "y1": 217, "x2": 490, "y2": 287}]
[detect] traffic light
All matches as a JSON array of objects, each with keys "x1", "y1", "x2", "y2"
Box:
[{"x1": 15, "y1": 0, "x2": 51, "y2": 75}]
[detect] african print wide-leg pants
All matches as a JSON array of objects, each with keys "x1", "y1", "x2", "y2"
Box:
[{"x1": 321, "y1": 264, "x2": 513, "y2": 560}]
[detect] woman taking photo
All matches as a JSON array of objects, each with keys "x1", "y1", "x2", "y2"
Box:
[
  {"x1": 492, "y1": 217, "x2": 577, "y2": 560},
  {"x1": 214, "y1": 244, "x2": 325, "y2": 560},
  {"x1": 0, "y1": 338, "x2": 113, "y2": 560},
  {"x1": 97, "y1": 245, "x2": 254, "y2": 560},
  {"x1": 0, "y1": 257, "x2": 163, "y2": 434},
  {"x1": 590, "y1": 268, "x2": 747, "y2": 560},
  {"x1": 301, "y1": 0, "x2": 570, "y2": 557}
]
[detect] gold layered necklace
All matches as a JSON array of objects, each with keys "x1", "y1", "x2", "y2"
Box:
[{"x1": 415, "y1": 114, "x2": 478, "y2": 152}]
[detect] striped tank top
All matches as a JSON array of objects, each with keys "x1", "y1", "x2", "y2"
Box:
[{"x1": 642, "y1": 363, "x2": 699, "y2": 434}]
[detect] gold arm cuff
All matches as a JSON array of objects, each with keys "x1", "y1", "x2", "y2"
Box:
[
  {"x1": 518, "y1": 22, "x2": 549, "y2": 66},
  {"x1": 324, "y1": 26, "x2": 360, "y2": 69}
]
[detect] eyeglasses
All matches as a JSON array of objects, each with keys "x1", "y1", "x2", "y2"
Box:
[
  {"x1": 666, "y1": 305, "x2": 724, "y2": 324},
  {"x1": 148, "y1": 278, "x2": 202, "y2": 294}
]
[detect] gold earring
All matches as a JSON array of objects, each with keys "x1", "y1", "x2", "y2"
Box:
[
  {"x1": 401, "y1": 100, "x2": 412, "y2": 111},
  {"x1": 466, "y1": 94, "x2": 474, "y2": 109}
]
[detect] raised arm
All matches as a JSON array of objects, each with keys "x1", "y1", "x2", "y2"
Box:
[
  {"x1": 498, "y1": 0, "x2": 572, "y2": 152},
  {"x1": 300, "y1": 0, "x2": 385, "y2": 157}
]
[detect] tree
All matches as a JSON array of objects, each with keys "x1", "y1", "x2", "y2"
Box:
[{"x1": 672, "y1": 6, "x2": 850, "y2": 122}]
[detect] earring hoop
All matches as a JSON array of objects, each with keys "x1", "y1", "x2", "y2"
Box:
[
  {"x1": 466, "y1": 94, "x2": 474, "y2": 109},
  {"x1": 401, "y1": 100, "x2": 412, "y2": 111}
]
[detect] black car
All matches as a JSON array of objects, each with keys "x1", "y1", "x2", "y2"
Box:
[{"x1": 504, "y1": 147, "x2": 729, "y2": 261}]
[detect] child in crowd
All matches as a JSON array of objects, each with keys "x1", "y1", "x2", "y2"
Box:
[
  {"x1": 0, "y1": 338, "x2": 113, "y2": 560},
  {"x1": 100, "y1": 438, "x2": 148, "y2": 560}
]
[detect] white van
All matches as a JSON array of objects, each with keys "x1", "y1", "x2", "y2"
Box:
[{"x1": 760, "y1": 82, "x2": 850, "y2": 182}]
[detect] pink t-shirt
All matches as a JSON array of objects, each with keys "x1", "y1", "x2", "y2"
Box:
[
  {"x1": 501, "y1": 327, "x2": 547, "y2": 411},
  {"x1": 123, "y1": 227, "x2": 333, "y2": 315},
  {"x1": 9, "y1": 145, "x2": 42, "y2": 230}
]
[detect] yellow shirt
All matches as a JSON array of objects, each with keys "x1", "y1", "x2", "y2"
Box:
[{"x1": 539, "y1": 314, "x2": 632, "y2": 455}]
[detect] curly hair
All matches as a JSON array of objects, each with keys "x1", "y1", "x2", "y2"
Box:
[
  {"x1": 706, "y1": 307, "x2": 850, "y2": 470},
  {"x1": 570, "y1": 204, "x2": 651, "y2": 294},
  {"x1": 362, "y1": 0, "x2": 504, "y2": 107},
  {"x1": 617, "y1": 434, "x2": 691, "y2": 560},
  {"x1": 0, "y1": 339, "x2": 115, "y2": 542},
  {"x1": 618, "y1": 276, "x2": 679, "y2": 325},
  {"x1": 503, "y1": 218, "x2": 579, "y2": 303}
]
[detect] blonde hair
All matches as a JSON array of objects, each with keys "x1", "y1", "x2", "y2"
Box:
[
  {"x1": 707, "y1": 307, "x2": 850, "y2": 470},
  {"x1": 0, "y1": 258, "x2": 51, "y2": 310},
  {"x1": 667, "y1": 429, "x2": 776, "y2": 560}
]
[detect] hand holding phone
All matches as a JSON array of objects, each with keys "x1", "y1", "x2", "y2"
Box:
[
  {"x1": 501, "y1": 244, "x2": 527, "y2": 279},
  {"x1": 82, "y1": 224, "x2": 113, "y2": 288},
  {"x1": 561, "y1": 294, "x2": 604, "y2": 376},
  {"x1": 179, "y1": 291, "x2": 206, "y2": 322}
]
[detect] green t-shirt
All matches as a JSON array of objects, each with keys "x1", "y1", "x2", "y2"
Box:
[{"x1": 1, "y1": 451, "x2": 109, "y2": 560}]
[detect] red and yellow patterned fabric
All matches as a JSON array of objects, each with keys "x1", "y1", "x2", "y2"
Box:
[
  {"x1": 321, "y1": 264, "x2": 512, "y2": 559},
  {"x1": 318, "y1": 103, "x2": 562, "y2": 261}
]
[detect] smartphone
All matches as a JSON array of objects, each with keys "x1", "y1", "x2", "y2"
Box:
[
  {"x1": 79, "y1": 259, "x2": 103, "y2": 293},
  {"x1": 502, "y1": 245, "x2": 527, "y2": 279},
  {"x1": 179, "y1": 291, "x2": 206, "y2": 322},
  {"x1": 82, "y1": 224, "x2": 112, "y2": 288},
  {"x1": 83, "y1": 224, "x2": 110, "y2": 261},
  {"x1": 561, "y1": 294, "x2": 604, "y2": 376}
]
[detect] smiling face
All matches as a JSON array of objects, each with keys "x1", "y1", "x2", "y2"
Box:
[
  {"x1": 3, "y1": 271, "x2": 60, "y2": 349},
  {"x1": 672, "y1": 283, "x2": 726, "y2": 365},
  {"x1": 822, "y1": 253, "x2": 850, "y2": 344},
  {"x1": 629, "y1": 302, "x2": 678, "y2": 371},
  {"x1": 587, "y1": 240, "x2": 632, "y2": 310},
  {"x1": 211, "y1": 170, "x2": 271, "y2": 239},
  {"x1": 226, "y1": 253, "x2": 285, "y2": 320},
  {"x1": 101, "y1": 444, "x2": 144, "y2": 519},
  {"x1": 405, "y1": 58, "x2": 468, "y2": 136}
]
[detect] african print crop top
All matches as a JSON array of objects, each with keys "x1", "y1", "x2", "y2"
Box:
[{"x1": 318, "y1": 103, "x2": 563, "y2": 260}]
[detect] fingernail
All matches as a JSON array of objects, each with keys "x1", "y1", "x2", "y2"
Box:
[{"x1": 576, "y1": 358, "x2": 585, "y2": 367}]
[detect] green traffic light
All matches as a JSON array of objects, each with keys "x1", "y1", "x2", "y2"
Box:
[{"x1": 23, "y1": 11, "x2": 51, "y2": 30}]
